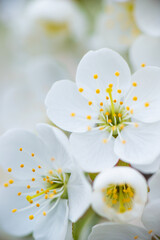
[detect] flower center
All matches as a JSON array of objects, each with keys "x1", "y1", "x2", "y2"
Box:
[
  {"x1": 39, "y1": 20, "x2": 69, "y2": 35},
  {"x1": 102, "y1": 183, "x2": 135, "y2": 213}
]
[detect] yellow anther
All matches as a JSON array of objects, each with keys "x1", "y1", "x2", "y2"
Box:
[
  {"x1": 36, "y1": 190, "x2": 40, "y2": 194},
  {"x1": 108, "y1": 119, "x2": 112, "y2": 123},
  {"x1": 12, "y1": 209, "x2": 17, "y2": 213},
  {"x1": 134, "y1": 236, "x2": 138, "y2": 239},
  {"x1": 41, "y1": 189, "x2": 44, "y2": 192},
  {"x1": 53, "y1": 189, "x2": 57, "y2": 194},
  {"x1": 122, "y1": 140, "x2": 126, "y2": 144},
  {"x1": 36, "y1": 203, "x2": 40, "y2": 207},
  {"x1": 88, "y1": 101, "x2": 92, "y2": 106},
  {"x1": 134, "y1": 123, "x2": 139, "y2": 128},
  {"x1": 26, "y1": 196, "x2": 32, "y2": 202},
  {"x1": 107, "y1": 189, "x2": 112, "y2": 195},
  {"x1": 144, "y1": 102, "x2": 149, "y2": 107},
  {"x1": 43, "y1": 211, "x2": 47, "y2": 216},
  {"x1": 29, "y1": 215, "x2": 34, "y2": 220},
  {"x1": 32, "y1": 169, "x2": 35, "y2": 172},
  {"x1": 141, "y1": 63, "x2": 146, "y2": 67},
  {"x1": 113, "y1": 189, "x2": 117, "y2": 194},
  {"x1": 51, "y1": 157, "x2": 55, "y2": 161},
  {"x1": 43, "y1": 178, "x2": 46, "y2": 181},
  {"x1": 93, "y1": 74, "x2": 98, "y2": 79},
  {"x1": 148, "y1": 230, "x2": 153, "y2": 234},
  {"x1": 70, "y1": 112, "x2": 75, "y2": 117},
  {"x1": 18, "y1": 192, "x2": 21, "y2": 196},
  {"x1": 100, "y1": 108, "x2": 104, "y2": 112},
  {"x1": 19, "y1": 148, "x2": 22, "y2": 151},
  {"x1": 45, "y1": 194, "x2": 48, "y2": 199},
  {"x1": 112, "y1": 200, "x2": 117, "y2": 204},
  {"x1": 118, "y1": 113, "x2": 122, "y2": 117},
  {"x1": 100, "y1": 102, "x2": 103, "y2": 106},
  {"x1": 9, "y1": 179, "x2": 14, "y2": 184},
  {"x1": 102, "y1": 138, "x2": 108, "y2": 144},
  {"x1": 120, "y1": 101, "x2": 123, "y2": 105},
  {"x1": 132, "y1": 82, "x2": 137, "y2": 87},
  {"x1": 86, "y1": 115, "x2": 92, "y2": 120},
  {"x1": 38, "y1": 165, "x2": 42, "y2": 168},
  {"x1": 117, "y1": 89, "x2": 121, "y2": 94},
  {"x1": 96, "y1": 89, "x2": 100, "y2": 94},
  {"x1": 87, "y1": 126, "x2": 91, "y2": 131},
  {"x1": 49, "y1": 170, "x2": 53, "y2": 175},
  {"x1": 57, "y1": 168, "x2": 62, "y2": 174},
  {"x1": 27, "y1": 185, "x2": 31, "y2": 189},
  {"x1": 106, "y1": 96, "x2": 109, "y2": 100},
  {"x1": 112, "y1": 126, "x2": 116, "y2": 131},
  {"x1": 20, "y1": 164, "x2": 24, "y2": 168},
  {"x1": 32, "y1": 178, "x2": 35, "y2": 182},
  {"x1": 120, "y1": 124, "x2": 124, "y2": 130},
  {"x1": 113, "y1": 99, "x2": 117, "y2": 103},
  {"x1": 4, "y1": 183, "x2": 9, "y2": 187},
  {"x1": 8, "y1": 168, "x2": 12, "y2": 172},
  {"x1": 133, "y1": 96, "x2": 138, "y2": 101},
  {"x1": 46, "y1": 176, "x2": 49, "y2": 179},
  {"x1": 31, "y1": 153, "x2": 34, "y2": 157},
  {"x1": 79, "y1": 88, "x2": 84, "y2": 92},
  {"x1": 113, "y1": 113, "x2": 116, "y2": 117},
  {"x1": 126, "y1": 106, "x2": 130, "y2": 111},
  {"x1": 105, "y1": 112, "x2": 109, "y2": 116},
  {"x1": 108, "y1": 83, "x2": 113, "y2": 88},
  {"x1": 49, "y1": 193, "x2": 54, "y2": 198},
  {"x1": 106, "y1": 87, "x2": 112, "y2": 94},
  {"x1": 130, "y1": 109, "x2": 134, "y2": 114},
  {"x1": 30, "y1": 200, "x2": 33, "y2": 204},
  {"x1": 115, "y1": 71, "x2": 120, "y2": 76}
]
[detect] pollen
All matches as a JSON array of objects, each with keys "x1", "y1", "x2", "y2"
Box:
[
  {"x1": 32, "y1": 169, "x2": 35, "y2": 172},
  {"x1": 38, "y1": 165, "x2": 42, "y2": 168},
  {"x1": 106, "y1": 96, "x2": 109, "y2": 100},
  {"x1": 113, "y1": 99, "x2": 117, "y2": 103},
  {"x1": 96, "y1": 89, "x2": 100, "y2": 94},
  {"x1": 12, "y1": 209, "x2": 17, "y2": 213},
  {"x1": 88, "y1": 101, "x2": 92, "y2": 105},
  {"x1": 102, "y1": 138, "x2": 108, "y2": 144},
  {"x1": 4, "y1": 183, "x2": 9, "y2": 187},
  {"x1": 134, "y1": 236, "x2": 138, "y2": 239},
  {"x1": 118, "y1": 113, "x2": 122, "y2": 117},
  {"x1": 93, "y1": 74, "x2": 98, "y2": 79},
  {"x1": 115, "y1": 71, "x2": 120, "y2": 76},
  {"x1": 32, "y1": 178, "x2": 35, "y2": 182},
  {"x1": 132, "y1": 82, "x2": 137, "y2": 87},
  {"x1": 141, "y1": 63, "x2": 146, "y2": 67},
  {"x1": 9, "y1": 179, "x2": 14, "y2": 184},
  {"x1": 120, "y1": 101, "x2": 123, "y2": 105},
  {"x1": 100, "y1": 102, "x2": 103, "y2": 106},
  {"x1": 108, "y1": 83, "x2": 113, "y2": 88},
  {"x1": 30, "y1": 200, "x2": 33, "y2": 204},
  {"x1": 100, "y1": 108, "x2": 104, "y2": 112},
  {"x1": 117, "y1": 89, "x2": 121, "y2": 94},
  {"x1": 19, "y1": 148, "x2": 22, "y2": 151},
  {"x1": 148, "y1": 230, "x2": 153, "y2": 234},
  {"x1": 126, "y1": 106, "x2": 130, "y2": 111},
  {"x1": 86, "y1": 115, "x2": 92, "y2": 120},
  {"x1": 105, "y1": 112, "x2": 109, "y2": 116},
  {"x1": 70, "y1": 112, "x2": 75, "y2": 117},
  {"x1": 27, "y1": 185, "x2": 31, "y2": 189},
  {"x1": 108, "y1": 119, "x2": 112, "y2": 123},
  {"x1": 8, "y1": 168, "x2": 12, "y2": 172},
  {"x1": 31, "y1": 153, "x2": 35, "y2": 157},
  {"x1": 36, "y1": 203, "x2": 40, "y2": 207},
  {"x1": 29, "y1": 215, "x2": 34, "y2": 220},
  {"x1": 53, "y1": 189, "x2": 57, "y2": 194},
  {"x1": 43, "y1": 211, "x2": 47, "y2": 216},
  {"x1": 45, "y1": 194, "x2": 48, "y2": 199},
  {"x1": 133, "y1": 96, "x2": 138, "y2": 101},
  {"x1": 18, "y1": 192, "x2": 21, "y2": 196},
  {"x1": 79, "y1": 88, "x2": 84, "y2": 92},
  {"x1": 20, "y1": 164, "x2": 24, "y2": 168},
  {"x1": 122, "y1": 140, "x2": 126, "y2": 144},
  {"x1": 144, "y1": 102, "x2": 149, "y2": 107}
]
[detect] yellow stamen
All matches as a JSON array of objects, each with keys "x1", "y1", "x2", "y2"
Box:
[
  {"x1": 29, "y1": 215, "x2": 34, "y2": 220},
  {"x1": 88, "y1": 101, "x2": 92, "y2": 106},
  {"x1": 144, "y1": 102, "x2": 149, "y2": 107},
  {"x1": 115, "y1": 71, "x2": 120, "y2": 76},
  {"x1": 12, "y1": 209, "x2": 17, "y2": 213},
  {"x1": 96, "y1": 89, "x2": 100, "y2": 94},
  {"x1": 70, "y1": 112, "x2": 75, "y2": 117},
  {"x1": 9, "y1": 179, "x2": 14, "y2": 184},
  {"x1": 141, "y1": 63, "x2": 146, "y2": 67},
  {"x1": 79, "y1": 88, "x2": 84, "y2": 92},
  {"x1": 93, "y1": 74, "x2": 98, "y2": 79},
  {"x1": 132, "y1": 82, "x2": 137, "y2": 87},
  {"x1": 8, "y1": 168, "x2": 12, "y2": 172},
  {"x1": 86, "y1": 115, "x2": 92, "y2": 120}
]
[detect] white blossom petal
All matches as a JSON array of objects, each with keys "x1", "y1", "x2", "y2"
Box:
[
  {"x1": 148, "y1": 170, "x2": 160, "y2": 201},
  {"x1": 133, "y1": 156, "x2": 160, "y2": 174}
]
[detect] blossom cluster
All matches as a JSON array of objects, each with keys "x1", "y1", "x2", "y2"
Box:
[{"x1": 0, "y1": 0, "x2": 160, "y2": 240}]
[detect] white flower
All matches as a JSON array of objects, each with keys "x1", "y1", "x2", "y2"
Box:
[
  {"x1": 90, "y1": 0, "x2": 160, "y2": 53},
  {"x1": 88, "y1": 170, "x2": 160, "y2": 240},
  {"x1": 46, "y1": 48, "x2": 160, "y2": 172},
  {"x1": 92, "y1": 167, "x2": 147, "y2": 222},
  {"x1": 130, "y1": 35, "x2": 160, "y2": 71},
  {"x1": 15, "y1": 0, "x2": 87, "y2": 53},
  {"x1": 0, "y1": 124, "x2": 91, "y2": 239}
]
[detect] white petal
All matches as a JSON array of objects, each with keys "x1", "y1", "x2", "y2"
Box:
[
  {"x1": 76, "y1": 48, "x2": 131, "y2": 101},
  {"x1": 133, "y1": 156, "x2": 160, "y2": 174},
  {"x1": 148, "y1": 170, "x2": 160, "y2": 201},
  {"x1": 33, "y1": 200, "x2": 69, "y2": 240},
  {"x1": 114, "y1": 122, "x2": 160, "y2": 165},
  {"x1": 125, "y1": 67, "x2": 160, "y2": 123},
  {"x1": 130, "y1": 35, "x2": 160, "y2": 71},
  {"x1": 92, "y1": 167, "x2": 147, "y2": 222},
  {"x1": 142, "y1": 200, "x2": 160, "y2": 237},
  {"x1": 135, "y1": 0, "x2": 160, "y2": 36},
  {"x1": 0, "y1": 186, "x2": 37, "y2": 236},
  {"x1": 68, "y1": 168, "x2": 92, "y2": 222},
  {"x1": 88, "y1": 222, "x2": 151, "y2": 240},
  {"x1": 36, "y1": 124, "x2": 73, "y2": 172},
  {"x1": 0, "y1": 129, "x2": 51, "y2": 180},
  {"x1": 70, "y1": 130, "x2": 118, "y2": 172},
  {"x1": 45, "y1": 80, "x2": 98, "y2": 133},
  {"x1": 65, "y1": 221, "x2": 73, "y2": 240}
]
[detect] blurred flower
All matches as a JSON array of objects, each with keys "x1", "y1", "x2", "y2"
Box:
[
  {"x1": 92, "y1": 167, "x2": 147, "y2": 222},
  {"x1": 90, "y1": 0, "x2": 160, "y2": 54},
  {"x1": 0, "y1": 124, "x2": 91, "y2": 239},
  {"x1": 46, "y1": 48, "x2": 160, "y2": 172}
]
